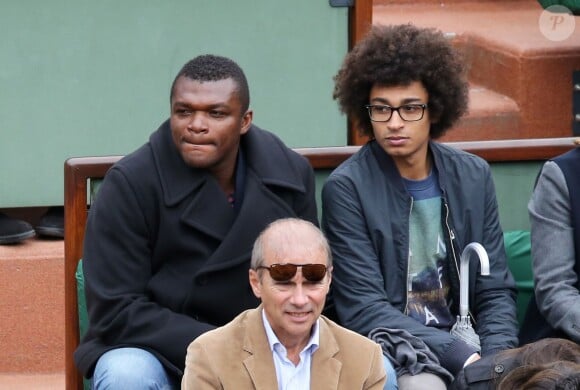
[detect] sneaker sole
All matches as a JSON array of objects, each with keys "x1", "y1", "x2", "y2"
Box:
[
  {"x1": 0, "y1": 230, "x2": 36, "y2": 244},
  {"x1": 35, "y1": 226, "x2": 64, "y2": 238}
]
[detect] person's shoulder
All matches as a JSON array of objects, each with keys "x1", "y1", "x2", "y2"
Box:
[
  {"x1": 323, "y1": 144, "x2": 382, "y2": 198},
  {"x1": 115, "y1": 142, "x2": 152, "y2": 168},
  {"x1": 195, "y1": 309, "x2": 253, "y2": 345},
  {"x1": 100, "y1": 144, "x2": 155, "y2": 190},
  {"x1": 111, "y1": 122, "x2": 169, "y2": 173},
  {"x1": 108, "y1": 122, "x2": 171, "y2": 178},
  {"x1": 327, "y1": 143, "x2": 373, "y2": 180},
  {"x1": 432, "y1": 141, "x2": 484, "y2": 162},
  {"x1": 432, "y1": 141, "x2": 489, "y2": 170},
  {"x1": 244, "y1": 124, "x2": 311, "y2": 169},
  {"x1": 541, "y1": 160, "x2": 563, "y2": 176},
  {"x1": 553, "y1": 146, "x2": 580, "y2": 164},
  {"x1": 247, "y1": 124, "x2": 281, "y2": 140},
  {"x1": 535, "y1": 160, "x2": 566, "y2": 193}
]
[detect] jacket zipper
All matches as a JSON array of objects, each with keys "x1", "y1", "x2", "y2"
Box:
[
  {"x1": 444, "y1": 202, "x2": 461, "y2": 277},
  {"x1": 404, "y1": 196, "x2": 414, "y2": 315},
  {"x1": 444, "y1": 200, "x2": 477, "y2": 325}
]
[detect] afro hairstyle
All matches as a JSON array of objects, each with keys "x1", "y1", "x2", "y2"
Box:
[{"x1": 333, "y1": 23, "x2": 469, "y2": 139}]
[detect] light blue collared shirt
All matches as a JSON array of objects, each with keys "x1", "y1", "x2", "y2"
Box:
[{"x1": 261, "y1": 309, "x2": 320, "y2": 390}]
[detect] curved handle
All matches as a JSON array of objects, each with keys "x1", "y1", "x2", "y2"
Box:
[{"x1": 459, "y1": 242, "x2": 490, "y2": 317}]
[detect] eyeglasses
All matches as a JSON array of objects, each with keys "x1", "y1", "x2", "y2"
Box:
[
  {"x1": 256, "y1": 263, "x2": 328, "y2": 282},
  {"x1": 365, "y1": 104, "x2": 428, "y2": 122}
]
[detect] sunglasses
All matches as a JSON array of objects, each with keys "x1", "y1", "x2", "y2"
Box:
[{"x1": 256, "y1": 263, "x2": 328, "y2": 282}]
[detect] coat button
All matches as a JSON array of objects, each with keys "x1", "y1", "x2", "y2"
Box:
[{"x1": 494, "y1": 364, "x2": 505, "y2": 374}]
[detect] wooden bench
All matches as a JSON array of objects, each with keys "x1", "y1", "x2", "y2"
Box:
[{"x1": 64, "y1": 137, "x2": 578, "y2": 389}]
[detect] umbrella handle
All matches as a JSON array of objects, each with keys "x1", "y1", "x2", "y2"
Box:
[{"x1": 459, "y1": 242, "x2": 491, "y2": 317}]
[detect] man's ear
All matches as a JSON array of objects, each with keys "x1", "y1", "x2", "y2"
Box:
[
  {"x1": 240, "y1": 110, "x2": 253, "y2": 135},
  {"x1": 326, "y1": 266, "x2": 333, "y2": 291},
  {"x1": 249, "y1": 268, "x2": 262, "y2": 299}
]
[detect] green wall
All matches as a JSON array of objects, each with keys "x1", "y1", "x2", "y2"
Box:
[{"x1": 0, "y1": 1, "x2": 348, "y2": 207}]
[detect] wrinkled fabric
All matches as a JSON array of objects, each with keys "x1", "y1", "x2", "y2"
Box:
[{"x1": 368, "y1": 327, "x2": 453, "y2": 383}]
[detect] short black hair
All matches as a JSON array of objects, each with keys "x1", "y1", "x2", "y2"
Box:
[
  {"x1": 333, "y1": 24, "x2": 469, "y2": 139},
  {"x1": 170, "y1": 54, "x2": 250, "y2": 113}
]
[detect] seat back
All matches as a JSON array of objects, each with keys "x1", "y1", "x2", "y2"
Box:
[
  {"x1": 504, "y1": 230, "x2": 533, "y2": 327},
  {"x1": 65, "y1": 156, "x2": 122, "y2": 390}
]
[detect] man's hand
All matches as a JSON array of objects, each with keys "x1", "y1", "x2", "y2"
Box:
[{"x1": 463, "y1": 353, "x2": 481, "y2": 367}]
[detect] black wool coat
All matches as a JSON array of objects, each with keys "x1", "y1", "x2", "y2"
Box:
[{"x1": 74, "y1": 120, "x2": 318, "y2": 378}]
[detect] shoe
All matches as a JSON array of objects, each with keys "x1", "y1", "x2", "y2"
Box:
[
  {"x1": 35, "y1": 206, "x2": 64, "y2": 238},
  {"x1": 0, "y1": 212, "x2": 35, "y2": 244}
]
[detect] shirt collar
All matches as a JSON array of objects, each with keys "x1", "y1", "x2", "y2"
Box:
[{"x1": 261, "y1": 307, "x2": 320, "y2": 354}]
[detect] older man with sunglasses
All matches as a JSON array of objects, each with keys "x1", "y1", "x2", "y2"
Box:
[{"x1": 182, "y1": 218, "x2": 386, "y2": 390}]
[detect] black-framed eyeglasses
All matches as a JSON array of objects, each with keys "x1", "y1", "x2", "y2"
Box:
[
  {"x1": 256, "y1": 263, "x2": 328, "y2": 282},
  {"x1": 365, "y1": 103, "x2": 428, "y2": 122}
]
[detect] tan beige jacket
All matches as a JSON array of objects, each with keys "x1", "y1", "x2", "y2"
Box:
[{"x1": 182, "y1": 306, "x2": 386, "y2": 390}]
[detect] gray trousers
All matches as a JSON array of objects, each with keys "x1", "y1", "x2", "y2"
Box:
[{"x1": 398, "y1": 372, "x2": 447, "y2": 390}]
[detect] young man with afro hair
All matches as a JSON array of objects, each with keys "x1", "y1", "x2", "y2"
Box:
[{"x1": 322, "y1": 24, "x2": 519, "y2": 389}]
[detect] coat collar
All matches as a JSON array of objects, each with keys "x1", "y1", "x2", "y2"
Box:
[
  {"x1": 149, "y1": 120, "x2": 306, "y2": 208},
  {"x1": 310, "y1": 317, "x2": 342, "y2": 390},
  {"x1": 242, "y1": 307, "x2": 342, "y2": 390},
  {"x1": 242, "y1": 307, "x2": 279, "y2": 389},
  {"x1": 148, "y1": 120, "x2": 309, "y2": 268}
]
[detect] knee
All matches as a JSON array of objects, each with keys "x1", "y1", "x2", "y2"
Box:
[
  {"x1": 382, "y1": 354, "x2": 399, "y2": 390},
  {"x1": 93, "y1": 348, "x2": 173, "y2": 390},
  {"x1": 398, "y1": 372, "x2": 446, "y2": 390}
]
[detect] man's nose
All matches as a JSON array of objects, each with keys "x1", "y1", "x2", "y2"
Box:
[
  {"x1": 289, "y1": 283, "x2": 309, "y2": 306},
  {"x1": 187, "y1": 112, "x2": 209, "y2": 133},
  {"x1": 387, "y1": 109, "x2": 405, "y2": 129}
]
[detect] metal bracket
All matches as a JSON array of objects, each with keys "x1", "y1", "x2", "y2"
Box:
[
  {"x1": 574, "y1": 70, "x2": 580, "y2": 136},
  {"x1": 329, "y1": 0, "x2": 353, "y2": 7}
]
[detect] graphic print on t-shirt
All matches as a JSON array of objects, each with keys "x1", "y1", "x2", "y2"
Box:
[{"x1": 404, "y1": 172, "x2": 454, "y2": 329}]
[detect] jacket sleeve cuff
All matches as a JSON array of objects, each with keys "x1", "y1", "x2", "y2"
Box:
[{"x1": 438, "y1": 339, "x2": 479, "y2": 376}]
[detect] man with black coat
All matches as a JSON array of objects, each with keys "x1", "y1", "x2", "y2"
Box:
[{"x1": 75, "y1": 54, "x2": 318, "y2": 389}]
